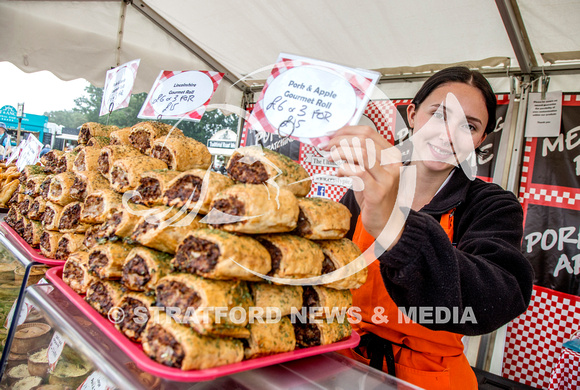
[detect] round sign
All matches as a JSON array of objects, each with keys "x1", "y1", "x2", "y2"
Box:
[{"x1": 150, "y1": 71, "x2": 214, "y2": 116}]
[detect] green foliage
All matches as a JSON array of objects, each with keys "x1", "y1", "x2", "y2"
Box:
[{"x1": 45, "y1": 85, "x2": 240, "y2": 143}]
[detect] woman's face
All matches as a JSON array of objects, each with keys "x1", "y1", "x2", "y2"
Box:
[{"x1": 407, "y1": 82, "x2": 488, "y2": 173}]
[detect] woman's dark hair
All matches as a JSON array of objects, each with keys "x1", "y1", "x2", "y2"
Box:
[{"x1": 411, "y1": 66, "x2": 497, "y2": 135}]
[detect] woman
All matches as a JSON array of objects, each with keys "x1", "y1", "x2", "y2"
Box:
[{"x1": 323, "y1": 67, "x2": 533, "y2": 389}]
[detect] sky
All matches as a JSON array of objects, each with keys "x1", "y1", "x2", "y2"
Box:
[{"x1": 0, "y1": 61, "x2": 90, "y2": 116}]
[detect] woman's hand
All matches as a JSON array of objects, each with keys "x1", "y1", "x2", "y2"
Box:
[{"x1": 322, "y1": 125, "x2": 404, "y2": 242}]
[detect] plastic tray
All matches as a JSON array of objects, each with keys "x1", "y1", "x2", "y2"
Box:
[
  {"x1": 0, "y1": 222, "x2": 65, "y2": 266},
  {"x1": 46, "y1": 266, "x2": 360, "y2": 382}
]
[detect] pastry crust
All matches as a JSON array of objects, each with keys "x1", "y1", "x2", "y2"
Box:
[
  {"x1": 78, "y1": 122, "x2": 119, "y2": 144},
  {"x1": 22, "y1": 219, "x2": 43, "y2": 248},
  {"x1": 110, "y1": 156, "x2": 168, "y2": 193},
  {"x1": 18, "y1": 194, "x2": 33, "y2": 217},
  {"x1": 115, "y1": 291, "x2": 155, "y2": 342},
  {"x1": 110, "y1": 127, "x2": 132, "y2": 146},
  {"x1": 27, "y1": 197, "x2": 47, "y2": 221},
  {"x1": 57, "y1": 202, "x2": 91, "y2": 233},
  {"x1": 250, "y1": 283, "x2": 303, "y2": 317},
  {"x1": 39, "y1": 175, "x2": 53, "y2": 199},
  {"x1": 88, "y1": 242, "x2": 135, "y2": 280},
  {"x1": 40, "y1": 150, "x2": 64, "y2": 174},
  {"x1": 173, "y1": 228, "x2": 271, "y2": 281},
  {"x1": 55, "y1": 233, "x2": 86, "y2": 261},
  {"x1": 97, "y1": 145, "x2": 143, "y2": 181},
  {"x1": 47, "y1": 172, "x2": 77, "y2": 206},
  {"x1": 85, "y1": 279, "x2": 125, "y2": 316},
  {"x1": 122, "y1": 246, "x2": 172, "y2": 292},
  {"x1": 19, "y1": 165, "x2": 46, "y2": 184},
  {"x1": 39, "y1": 231, "x2": 63, "y2": 258},
  {"x1": 63, "y1": 251, "x2": 98, "y2": 294},
  {"x1": 55, "y1": 150, "x2": 81, "y2": 174},
  {"x1": 142, "y1": 312, "x2": 243, "y2": 370},
  {"x1": 99, "y1": 202, "x2": 153, "y2": 239},
  {"x1": 86, "y1": 136, "x2": 111, "y2": 148},
  {"x1": 244, "y1": 317, "x2": 296, "y2": 359},
  {"x1": 294, "y1": 319, "x2": 352, "y2": 347},
  {"x1": 129, "y1": 121, "x2": 183, "y2": 154},
  {"x1": 134, "y1": 169, "x2": 181, "y2": 207},
  {"x1": 42, "y1": 201, "x2": 65, "y2": 231},
  {"x1": 256, "y1": 234, "x2": 324, "y2": 279},
  {"x1": 302, "y1": 285, "x2": 352, "y2": 319},
  {"x1": 24, "y1": 173, "x2": 47, "y2": 197},
  {"x1": 81, "y1": 188, "x2": 123, "y2": 224},
  {"x1": 150, "y1": 136, "x2": 212, "y2": 171},
  {"x1": 294, "y1": 197, "x2": 351, "y2": 240},
  {"x1": 163, "y1": 169, "x2": 233, "y2": 214},
  {"x1": 316, "y1": 238, "x2": 368, "y2": 290},
  {"x1": 82, "y1": 223, "x2": 106, "y2": 250},
  {"x1": 227, "y1": 146, "x2": 311, "y2": 197},
  {"x1": 72, "y1": 146, "x2": 102, "y2": 173},
  {"x1": 208, "y1": 184, "x2": 299, "y2": 234},
  {"x1": 70, "y1": 171, "x2": 110, "y2": 201},
  {"x1": 155, "y1": 273, "x2": 252, "y2": 338}
]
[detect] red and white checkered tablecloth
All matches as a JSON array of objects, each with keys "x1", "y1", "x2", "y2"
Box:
[{"x1": 549, "y1": 346, "x2": 580, "y2": 390}]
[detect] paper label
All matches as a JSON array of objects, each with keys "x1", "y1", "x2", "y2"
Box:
[
  {"x1": 99, "y1": 59, "x2": 141, "y2": 116},
  {"x1": 525, "y1": 91, "x2": 563, "y2": 137},
  {"x1": 16, "y1": 134, "x2": 43, "y2": 171},
  {"x1": 48, "y1": 331, "x2": 66, "y2": 371},
  {"x1": 4, "y1": 299, "x2": 32, "y2": 329},
  {"x1": 78, "y1": 370, "x2": 115, "y2": 390}
]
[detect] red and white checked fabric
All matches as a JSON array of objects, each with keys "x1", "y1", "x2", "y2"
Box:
[
  {"x1": 502, "y1": 285, "x2": 580, "y2": 389},
  {"x1": 549, "y1": 346, "x2": 580, "y2": 390}
]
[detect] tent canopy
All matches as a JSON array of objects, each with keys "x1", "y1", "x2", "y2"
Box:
[{"x1": 2, "y1": 0, "x2": 580, "y2": 106}]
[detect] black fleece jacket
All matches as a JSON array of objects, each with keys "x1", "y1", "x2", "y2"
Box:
[{"x1": 340, "y1": 168, "x2": 534, "y2": 336}]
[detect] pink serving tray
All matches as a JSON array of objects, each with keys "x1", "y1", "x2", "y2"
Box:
[
  {"x1": 46, "y1": 266, "x2": 361, "y2": 382},
  {"x1": 1, "y1": 222, "x2": 65, "y2": 266}
]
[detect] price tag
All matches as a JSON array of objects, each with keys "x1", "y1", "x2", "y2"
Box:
[
  {"x1": 4, "y1": 299, "x2": 32, "y2": 329},
  {"x1": 138, "y1": 70, "x2": 224, "y2": 122},
  {"x1": 47, "y1": 331, "x2": 66, "y2": 371},
  {"x1": 99, "y1": 59, "x2": 140, "y2": 116},
  {"x1": 6, "y1": 143, "x2": 22, "y2": 165},
  {"x1": 16, "y1": 134, "x2": 43, "y2": 171},
  {"x1": 78, "y1": 370, "x2": 115, "y2": 390},
  {"x1": 245, "y1": 53, "x2": 379, "y2": 146}
]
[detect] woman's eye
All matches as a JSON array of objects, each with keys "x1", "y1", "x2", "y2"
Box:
[
  {"x1": 460, "y1": 123, "x2": 477, "y2": 132},
  {"x1": 432, "y1": 111, "x2": 445, "y2": 120}
]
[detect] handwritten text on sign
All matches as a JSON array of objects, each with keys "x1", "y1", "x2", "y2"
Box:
[
  {"x1": 99, "y1": 59, "x2": 140, "y2": 116},
  {"x1": 149, "y1": 71, "x2": 214, "y2": 116},
  {"x1": 262, "y1": 66, "x2": 356, "y2": 138}
]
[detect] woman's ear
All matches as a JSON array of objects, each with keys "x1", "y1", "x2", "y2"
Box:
[{"x1": 406, "y1": 104, "x2": 416, "y2": 129}]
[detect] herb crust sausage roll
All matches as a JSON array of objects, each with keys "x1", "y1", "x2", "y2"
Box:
[
  {"x1": 142, "y1": 312, "x2": 244, "y2": 370},
  {"x1": 85, "y1": 279, "x2": 125, "y2": 316},
  {"x1": 83, "y1": 223, "x2": 106, "y2": 250},
  {"x1": 129, "y1": 121, "x2": 183, "y2": 154},
  {"x1": 47, "y1": 172, "x2": 77, "y2": 206},
  {"x1": 173, "y1": 228, "x2": 271, "y2": 281},
  {"x1": 256, "y1": 234, "x2": 324, "y2": 279},
  {"x1": 250, "y1": 283, "x2": 303, "y2": 317},
  {"x1": 86, "y1": 136, "x2": 111, "y2": 148},
  {"x1": 73, "y1": 146, "x2": 102, "y2": 173},
  {"x1": 55, "y1": 233, "x2": 86, "y2": 261},
  {"x1": 227, "y1": 146, "x2": 311, "y2": 197},
  {"x1": 302, "y1": 285, "x2": 352, "y2": 319},
  {"x1": 63, "y1": 251, "x2": 98, "y2": 294},
  {"x1": 25, "y1": 173, "x2": 47, "y2": 196},
  {"x1": 58, "y1": 202, "x2": 91, "y2": 233},
  {"x1": 115, "y1": 291, "x2": 155, "y2": 343},
  {"x1": 110, "y1": 156, "x2": 167, "y2": 193},
  {"x1": 40, "y1": 150, "x2": 64, "y2": 174},
  {"x1": 78, "y1": 122, "x2": 119, "y2": 145},
  {"x1": 122, "y1": 246, "x2": 172, "y2": 292},
  {"x1": 98, "y1": 202, "x2": 153, "y2": 239},
  {"x1": 22, "y1": 219, "x2": 43, "y2": 248},
  {"x1": 294, "y1": 319, "x2": 352, "y2": 348},
  {"x1": 42, "y1": 201, "x2": 65, "y2": 231},
  {"x1": 39, "y1": 231, "x2": 63, "y2": 258},
  {"x1": 81, "y1": 188, "x2": 123, "y2": 224},
  {"x1": 110, "y1": 127, "x2": 132, "y2": 146},
  {"x1": 55, "y1": 149, "x2": 81, "y2": 174},
  {"x1": 134, "y1": 169, "x2": 181, "y2": 207},
  {"x1": 244, "y1": 318, "x2": 296, "y2": 359},
  {"x1": 317, "y1": 238, "x2": 368, "y2": 290},
  {"x1": 70, "y1": 171, "x2": 110, "y2": 201},
  {"x1": 208, "y1": 184, "x2": 299, "y2": 234},
  {"x1": 294, "y1": 197, "x2": 351, "y2": 240},
  {"x1": 88, "y1": 242, "x2": 135, "y2": 280},
  {"x1": 97, "y1": 145, "x2": 143, "y2": 181},
  {"x1": 27, "y1": 197, "x2": 47, "y2": 221},
  {"x1": 150, "y1": 136, "x2": 212, "y2": 171}
]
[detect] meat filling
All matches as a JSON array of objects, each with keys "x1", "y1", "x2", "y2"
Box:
[
  {"x1": 294, "y1": 209, "x2": 312, "y2": 237},
  {"x1": 122, "y1": 255, "x2": 151, "y2": 290},
  {"x1": 43, "y1": 207, "x2": 55, "y2": 226},
  {"x1": 111, "y1": 167, "x2": 130, "y2": 189},
  {"x1": 89, "y1": 251, "x2": 109, "y2": 274},
  {"x1": 173, "y1": 237, "x2": 220, "y2": 274},
  {"x1": 40, "y1": 232, "x2": 52, "y2": 253},
  {"x1": 97, "y1": 153, "x2": 110, "y2": 176},
  {"x1": 129, "y1": 130, "x2": 151, "y2": 153},
  {"x1": 302, "y1": 286, "x2": 320, "y2": 308},
  {"x1": 83, "y1": 225, "x2": 105, "y2": 249},
  {"x1": 14, "y1": 218, "x2": 25, "y2": 236},
  {"x1": 58, "y1": 203, "x2": 81, "y2": 230},
  {"x1": 86, "y1": 281, "x2": 114, "y2": 314},
  {"x1": 55, "y1": 156, "x2": 68, "y2": 174},
  {"x1": 63, "y1": 261, "x2": 84, "y2": 282},
  {"x1": 163, "y1": 175, "x2": 203, "y2": 206},
  {"x1": 78, "y1": 127, "x2": 91, "y2": 144},
  {"x1": 118, "y1": 297, "x2": 150, "y2": 342},
  {"x1": 136, "y1": 178, "x2": 161, "y2": 204},
  {"x1": 5, "y1": 208, "x2": 17, "y2": 226},
  {"x1": 209, "y1": 197, "x2": 245, "y2": 227},
  {"x1": 227, "y1": 154, "x2": 269, "y2": 184},
  {"x1": 83, "y1": 195, "x2": 104, "y2": 219},
  {"x1": 144, "y1": 325, "x2": 184, "y2": 368},
  {"x1": 28, "y1": 201, "x2": 42, "y2": 220},
  {"x1": 25, "y1": 181, "x2": 37, "y2": 195},
  {"x1": 321, "y1": 255, "x2": 336, "y2": 274},
  {"x1": 100, "y1": 211, "x2": 123, "y2": 237},
  {"x1": 294, "y1": 322, "x2": 321, "y2": 347},
  {"x1": 131, "y1": 220, "x2": 156, "y2": 240},
  {"x1": 50, "y1": 181, "x2": 63, "y2": 198},
  {"x1": 257, "y1": 239, "x2": 282, "y2": 276},
  {"x1": 151, "y1": 145, "x2": 173, "y2": 168},
  {"x1": 40, "y1": 178, "x2": 52, "y2": 198},
  {"x1": 19, "y1": 198, "x2": 30, "y2": 216},
  {"x1": 55, "y1": 238, "x2": 71, "y2": 260},
  {"x1": 23, "y1": 224, "x2": 34, "y2": 245},
  {"x1": 74, "y1": 151, "x2": 86, "y2": 171},
  {"x1": 156, "y1": 281, "x2": 201, "y2": 314},
  {"x1": 70, "y1": 177, "x2": 87, "y2": 199}
]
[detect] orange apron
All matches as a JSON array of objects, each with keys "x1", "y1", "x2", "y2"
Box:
[{"x1": 340, "y1": 213, "x2": 477, "y2": 390}]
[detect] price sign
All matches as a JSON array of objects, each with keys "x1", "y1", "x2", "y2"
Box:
[
  {"x1": 6, "y1": 143, "x2": 22, "y2": 165},
  {"x1": 4, "y1": 299, "x2": 32, "y2": 329},
  {"x1": 47, "y1": 331, "x2": 66, "y2": 371},
  {"x1": 16, "y1": 134, "x2": 43, "y2": 171},
  {"x1": 138, "y1": 70, "x2": 224, "y2": 122},
  {"x1": 99, "y1": 59, "x2": 140, "y2": 116},
  {"x1": 245, "y1": 53, "x2": 379, "y2": 146},
  {"x1": 78, "y1": 370, "x2": 115, "y2": 390}
]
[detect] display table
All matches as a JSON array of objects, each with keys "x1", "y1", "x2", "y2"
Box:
[{"x1": 549, "y1": 342, "x2": 580, "y2": 390}]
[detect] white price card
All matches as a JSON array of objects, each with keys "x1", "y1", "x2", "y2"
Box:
[
  {"x1": 78, "y1": 370, "x2": 115, "y2": 390},
  {"x1": 525, "y1": 91, "x2": 563, "y2": 137},
  {"x1": 4, "y1": 298, "x2": 32, "y2": 329},
  {"x1": 99, "y1": 59, "x2": 141, "y2": 116},
  {"x1": 48, "y1": 331, "x2": 66, "y2": 371},
  {"x1": 138, "y1": 70, "x2": 224, "y2": 122},
  {"x1": 244, "y1": 53, "x2": 380, "y2": 147},
  {"x1": 16, "y1": 134, "x2": 43, "y2": 171},
  {"x1": 6, "y1": 142, "x2": 22, "y2": 165}
]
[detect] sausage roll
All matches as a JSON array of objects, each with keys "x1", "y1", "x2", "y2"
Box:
[
  {"x1": 294, "y1": 319, "x2": 352, "y2": 348},
  {"x1": 294, "y1": 197, "x2": 351, "y2": 240},
  {"x1": 134, "y1": 169, "x2": 180, "y2": 207},
  {"x1": 27, "y1": 197, "x2": 47, "y2": 221},
  {"x1": 83, "y1": 223, "x2": 106, "y2": 250},
  {"x1": 85, "y1": 279, "x2": 125, "y2": 316},
  {"x1": 227, "y1": 146, "x2": 311, "y2": 197},
  {"x1": 63, "y1": 251, "x2": 98, "y2": 294},
  {"x1": 155, "y1": 273, "x2": 252, "y2": 338},
  {"x1": 25, "y1": 173, "x2": 47, "y2": 196},
  {"x1": 39, "y1": 175, "x2": 53, "y2": 199},
  {"x1": 22, "y1": 219, "x2": 43, "y2": 248},
  {"x1": 150, "y1": 136, "x2": 212, "y2": 171},
  {"x1": 86, "y1": 136, "x2": 111, "y2": 148},
  {"x1": 142, "y1": 312, "x2": 243, "y2": 370},
  {"x1": 110, "y1": 156, "x2": 168, "y2": 193},
  {"x1": 163, "y1": 169, "x2": 233, "y2": 214},
  {"x1": 122, "y1": 246, "x2": 172, "y2": 292},
  {"x1": 131, "y1": 211, "x2": 203, "y2": 254},
  {"x1": 88, "y1": 242, "x2": 135, "y2": 280},
  {"x1": 173, "y1": 228, "x2": 271, "y2": 281},
  {"x1": 58, "y1": 202, "x2": 91, "y2": 233},
  {"x1": 73, "y1": 146, "x2": 102, "y2": 173},
  {"x1": 12, "y1": 213, "x2": 26, "y2": 236},
  {"x1": 78, "y1": 122, "x2": 119, "y2": 145},
  {"x1": 55, "y1": 233, "x2": 86, "y2": 261},
  {"x1": 115, "y1": 291, "x2": 155, "y2": 343},
  {"x1": 129, "y1": 121, "x2": 183, "y2": 154},
  {"x1": 19, "y1": 164, "x2": 46, "y2": 184},
  {"x1": 256, "y1": 234, "x2": 324, "y2": 279},
  {"x1": 4, "y1": 206, "x2": 20, "y2": 228},
  {"x1": 207, "y1": 184, "x2": 299, "y2": 234},
  {"x1": 47, "y1": 172, "x2": 77, "y2": 206},
  {"x1": 250, "y1": 283, "x2": 303, "y2": 317},
  {"x1": 110, "y1": 127, "x2": 132, "y2": 146},
  {"x1": 40, "y1": 150, "x2": 64, "y2": 174},
  {"x1": 244, "y1": 318, "x2": 296, "y2": 359},
  {"x1": 42, "y1": 201, "x2": 65, "y2": 231},
  {"x1": 97, "y1": 145, "x2": 143, "y2": 181},
  {"x1": 302, "y1": 285, "x2": 352, "y2": 319},
  {"x1": 70, "y1": 171, "x2": 110, "y2": 201},
  {"x1": 55, "y1": 149, "x2": 80, "y2": 174},
  {"x1": 316, "y1": 238, "x2": 368, "y2": 290},
  {"x1": 99, "y1": 202, "x2": 153, "y2": 239},
  {"x1": 81, "y1": 188, "x2": 123, "y2": 224},
  {"x1": 18, "y1": 194, "x2": 33, "y2": 216},
  {"x1": 39, "y1": 231, "x2": 63, "y2": 258}
]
